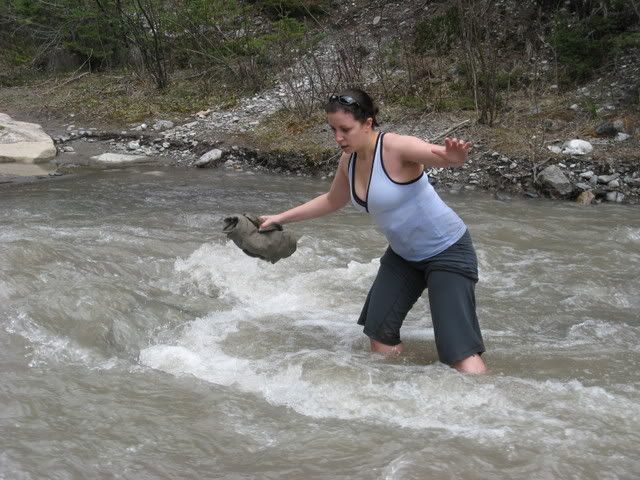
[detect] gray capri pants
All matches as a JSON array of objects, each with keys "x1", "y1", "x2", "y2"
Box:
[{"x1": 357, "y1": 229, "x2": 485, "y2": 365}]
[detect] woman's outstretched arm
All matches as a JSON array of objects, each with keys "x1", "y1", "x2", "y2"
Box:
[{"x1": 259, "y1": 153, "x2": 351, "y2": 229}]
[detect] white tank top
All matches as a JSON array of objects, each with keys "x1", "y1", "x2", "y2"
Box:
[{"x1": 348, "y1": 132, "x2": 467, "y2": 261}]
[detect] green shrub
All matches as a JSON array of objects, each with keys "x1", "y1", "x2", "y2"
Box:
[
  {"x1": 414, "y1": 7, "x2": 460, "y2": 54},
  {"x1": 551, "y1": 8, "x2": 636, "y2": 84},
  {"x1": 612, "y1": 32, "x2": 640, "y2": 51},
  {"x1": 248, "y1": 0, "x2": 331, "y2": 19}
]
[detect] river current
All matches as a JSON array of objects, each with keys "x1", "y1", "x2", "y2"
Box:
[{"x1": 1, "y1": 167, "x2": 639, "y2": 479}]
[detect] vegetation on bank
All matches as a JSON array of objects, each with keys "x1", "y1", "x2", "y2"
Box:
[{"x1": 0, "y1": 0, "x2": 638, "y2": 132}]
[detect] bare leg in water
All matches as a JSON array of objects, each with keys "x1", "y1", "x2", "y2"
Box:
[{"x1": 370, "y1": 339, "x2": 486, "y2": 374}]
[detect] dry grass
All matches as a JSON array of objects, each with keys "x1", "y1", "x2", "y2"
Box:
[{"x1": 0, "y1": 69, "x2": 231, "y2": 129}]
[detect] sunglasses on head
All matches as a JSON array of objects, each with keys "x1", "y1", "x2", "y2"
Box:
[{"x1": 329, "y1": 94, "x2": 359, "y2": 108}]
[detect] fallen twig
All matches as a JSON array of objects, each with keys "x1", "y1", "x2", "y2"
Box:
[
  {"x1": 430, "y1": 119, "x2": 471, "y2": 142},
  {"x1": 44, "y1": 71, "x2": 90, "y2": 94}
]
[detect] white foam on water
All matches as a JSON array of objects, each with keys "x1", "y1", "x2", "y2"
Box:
[
  {"x1": 137, "y1": 238, "x2": 640, "y2": 447},
  {"x1": 563, "y1": 319, "x2": 640, "y2": 349},
  {"x1": 173, "y1": 241, "x2": 377, "y2": 314},
  {"x1": 0, "y1": 452, "x2": 33, "y2": 480},
  {"x1": 608, "y1": 225, "x2": 640, "y2": 244},
  {"x1": 5, "y1": 311, "x2": 116, "y2": 369},
  {"x1": 0, "y1": 280, "x2": 12, "y2": 302}
]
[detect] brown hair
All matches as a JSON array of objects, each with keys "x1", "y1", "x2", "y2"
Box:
[{"x1": 325, "y1": 88, "x2": 380, "y2": 127}]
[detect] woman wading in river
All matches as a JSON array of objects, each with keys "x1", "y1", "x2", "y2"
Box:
[{"x1": 260, "y1": 88, "x2": 486, "y2": 374}]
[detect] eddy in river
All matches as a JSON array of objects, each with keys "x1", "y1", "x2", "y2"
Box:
[{"x1": 260, "y1": 88, "x2": 486, "y2": 374}]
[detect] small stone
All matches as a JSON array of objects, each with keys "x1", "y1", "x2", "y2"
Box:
[
  {"x1": 607, "y1": 179, "x2": 620, "y2": 188},
  {"x1": 373, "y1": 15, "x2": 381, "y2": 25},
  {"x1": 595, "y1": 122, "x2": 617, "y2": 136},
  {"x1": 579, "y1": 171, "x2": 594, "y2": 179},
  {"x1": 606, "y1": 191, "x2": 624, "y2": 203},
  {"x1": 576, "y1": 190, "x2": 595, "y2": 205},
  {"x1": 562, "y1": 139, "x2": 593, "y2": 155},
  {"x1": 569, "y1": 104, "x2": 579, "y2": 111},
  {"x1": 548, "y1": 145, "x2": 563, "y2": 154},
  {"x1": 575, "y1": 182, "x2": 592, "y2": 190},
  {"x1": 615, "y1": 132, "x2": 630, "y2": 142},
  {"x1": 625, "y1": 177, "x2": 640, "y2": 187},
  {"x1": 195, "y1": 148, "x2": 223, "y2": 167},
  {"x1": 127, "y1": 141, "x2": 140, "y2": 150},
  {"x1": 598, "y1": 173, "x2": 620, "y2": 184},
  {"x1": 153, "y1": 120, "x2": 174, "y2": 131},
  {"x1": 612, "y1": 119, "x2": 625, "y2": 131}
]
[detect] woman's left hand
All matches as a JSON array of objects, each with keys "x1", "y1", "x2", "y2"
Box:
[{"x1": 431, "y1": 137, "x2": 472, "y2": 167}]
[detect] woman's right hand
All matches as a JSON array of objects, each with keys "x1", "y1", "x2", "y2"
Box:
[{"x1": 258, "y1": 214, "x2": 282, "y2": 231}]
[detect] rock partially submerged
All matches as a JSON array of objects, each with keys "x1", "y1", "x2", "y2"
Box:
[
  {"x1": 0, "y1": 113, "x2": 56, "y2": 163},
  {"x1": 91, "y1": 153, "x2": 148, "y2": 164},
  {"x1": 195, "y1": 148, "x2": 223, "y2": 167}
]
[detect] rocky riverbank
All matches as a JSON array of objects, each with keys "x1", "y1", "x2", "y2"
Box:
[
  {"x1": 39, "y1": 103, "x2": 638, "y2": 206},
  {"x1": 1, "y1": 104, "x2": 638, "y2": 206}
]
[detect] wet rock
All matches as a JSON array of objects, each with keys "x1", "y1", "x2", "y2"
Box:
[
  {"x1": 576, "y1": 190, "x2": 595, "y2": 205},
  {"x1": 195, "y1": 148, "x2": 223, "y2": 168},
  {"x1": 91, "y1": 153, "x2": 148, "y2": 164},
  {"x1": 606, "y1": 192, "x2": 625, "y2": 203},
  {"x1": 598, "y1": 173, "x2": 620, "y2": 184},
  {"x1": 537, "y1": 165, "x2": 573, "y2": 196},
  {"x1": 0, "y1": 113, "x2": 57, "y2": 163}
]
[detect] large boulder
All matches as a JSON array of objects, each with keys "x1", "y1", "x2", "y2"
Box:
[
  {"x1": 537, "y1": 164, "x2": 574, "y2": 196},
  {"x1": 0, "y1": 113, "x2": 57, "y2": 164}
]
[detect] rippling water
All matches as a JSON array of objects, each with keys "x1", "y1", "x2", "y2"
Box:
[{"x1": 1, "y1": 167, "x2": 639, "y2": 479}]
